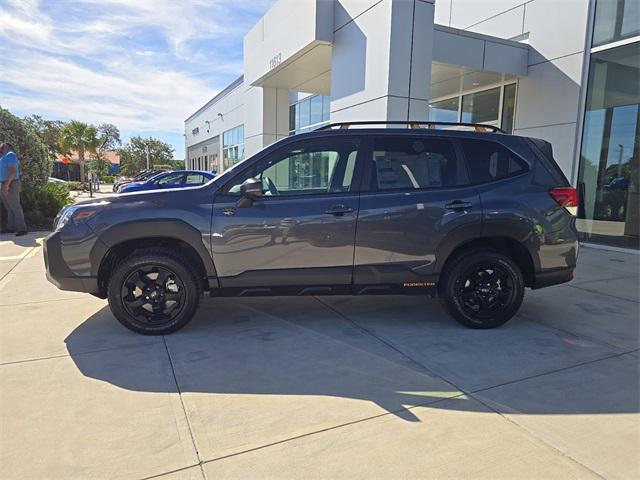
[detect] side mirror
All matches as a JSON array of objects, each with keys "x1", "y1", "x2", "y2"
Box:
[{"x1": 237, "y1": 177, "x2": 263, "y2": 208}]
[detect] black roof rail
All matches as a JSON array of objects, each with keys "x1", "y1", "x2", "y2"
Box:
[{"x1": 316, "y1": 120, "x2": 505, "y2": 134}]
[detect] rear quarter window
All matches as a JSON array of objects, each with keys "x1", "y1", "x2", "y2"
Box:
[{"x1": 461, "y1": 139, "x2": 528, "y2": 184}]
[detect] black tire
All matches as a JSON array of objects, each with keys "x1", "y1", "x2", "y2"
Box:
[
  {"x1": 439, "y1": 249, "x2": 524, "y2": 329},
  {"x1": 107, "y1": 249, "x2": 201, "y2": 335}
]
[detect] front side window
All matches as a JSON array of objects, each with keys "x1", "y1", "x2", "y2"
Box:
[
  {"x1": 224, "y1": 139, "x2": 360, "y2": 196},
  {"x1": 185, "y1": 173, "x2": 206, "y2": 184},
  {"x1": 461, "y1": 140, "x2": 527, "y2": 184},
  {"x1": 157, "y1": 172, "x2": 184, "y2": 185},
  {"x1": 370, "y1": 137, "x2": 468, "y2": 191}
]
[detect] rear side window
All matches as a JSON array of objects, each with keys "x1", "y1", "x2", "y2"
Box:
[
  {"x1": 461, "y1": 140, "x2": 527, "y2": 184},
  {"x1": 371, "y1": 137, "x2": 468, "y2": 191}
]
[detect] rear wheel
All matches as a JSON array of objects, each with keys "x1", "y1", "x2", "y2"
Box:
[
  {"x1": 107, "y1": 249, "x2": 201, "y2": 335},
  {"x1": 440, "y1": 249, "x2": 524, "y2": 329}
]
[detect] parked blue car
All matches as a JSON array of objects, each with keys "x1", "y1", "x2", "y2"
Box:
[{"x1": 118, "y1": 170, "x2": 216, "y2": 193}]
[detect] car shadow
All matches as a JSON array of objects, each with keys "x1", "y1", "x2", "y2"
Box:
[{"x1": 64, "y1": 296, "x2": 639, "y2": 422}]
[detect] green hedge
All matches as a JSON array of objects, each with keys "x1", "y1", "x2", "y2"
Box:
[
  {"x1": 1, "y1": 183, "x2": 73, "y2": 229},
  {"x1": 0, "y1": 108, "x2": 50, "y2": 190}
]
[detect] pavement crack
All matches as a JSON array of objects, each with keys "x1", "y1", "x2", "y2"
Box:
[{"x1": 162, "y1": 335, "x2": 207, "y2": 479}]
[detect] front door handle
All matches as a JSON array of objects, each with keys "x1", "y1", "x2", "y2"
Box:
[
  {"x1": 444, "y1": 200, "x2": 473, "y2": 211},
  {"x1": 325, "y1": 204, "x2": 354, "y2": 216}
]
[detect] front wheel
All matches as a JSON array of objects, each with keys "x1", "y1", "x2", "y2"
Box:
[
  {"x1": 440, "y1": 249, "x2": 524, "y2": 329},
  {"x1": 108, "y1": 249, "x2": 201, "y2": 335}
]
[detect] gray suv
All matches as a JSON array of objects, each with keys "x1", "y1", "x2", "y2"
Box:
[{"x1": 43, "y1": 122, "x2": 579, "y2": 334}]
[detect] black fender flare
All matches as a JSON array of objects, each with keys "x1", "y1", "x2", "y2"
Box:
[{"x1": 89, "y1": 219, "x2": 218, "y2": 280}]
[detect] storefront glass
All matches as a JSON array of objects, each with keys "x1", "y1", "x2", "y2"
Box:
[
  {"x1": 427, "y1": 97, "x2": 459, "y2": 123},
  {"x1": 577, "y1": 42, "x2": 639, "y2": 248},
  {"x1": 593, "y1": 0, "x2": 640, "y2": 47},
  {"x1": 461, "y1": 87, "x2": 501, "y2": 126}
]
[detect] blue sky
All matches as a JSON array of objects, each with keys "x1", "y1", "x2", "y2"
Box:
[{"x1": 0, "y1": 0, "x2": 274, "y2": 159}]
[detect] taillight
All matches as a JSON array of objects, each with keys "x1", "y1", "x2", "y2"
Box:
[{"x1": 549, "y1": 187, "x2": 578, "y2": 216}]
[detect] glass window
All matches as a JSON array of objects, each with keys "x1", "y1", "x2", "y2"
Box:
[
  {"x1": 501, "y1": 84, "x2": 517, "y2": 133},
  {"x1": 322, "y1": 95, "x2": 330, "y2": 122},
  {"x1": 298, "y1": 99, "x2": 310, "y2": 130},
  {"x1": 157, "y1": 172, "x2": 184, "y2": 185},
  {"x1": 289, "y1": 104, "x2": 296, "y2": 132},
  {"x1": 461, "y1": 87, "x2": 501, "y2": 126},
  {"x1": 185, "y1": 173, "x2": 206, "y2": 184},
  {"x1": 428, "y1": 98, "x2": 459, "y2": 123},
  {"x1": 224, "y1": 139, "x2": 359, "y2": 196},
  {"x1": 310, "y1": 95, "x2": 323, "y2": 125},
  {"x1": 461, "y1": 140, "x2": 527, "y2": 184},
  {"x1": 593, "y1": 0, "x2": 640, "y2": 47},
  {"x1": 577, "y1": 42, "x2": 639, "y2": 248},
  {"x1": 223, "y1": 125, "x2": 245, "y2": 170},
  {"x1": 371, "y1": 137, "x2": 468, "y2": 190},
  {"x1": 289, "y1": 95, "x2": 332, "y2": 135}
]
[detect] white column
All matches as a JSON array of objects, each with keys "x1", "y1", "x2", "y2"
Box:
[
  {"x1": 330, "y1": 0, "x2": 434, "y2": 124},
  {"x1": 243, "y1": 86, "x2": 290, "y2": 157}
]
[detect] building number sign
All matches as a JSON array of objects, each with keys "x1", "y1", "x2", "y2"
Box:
[{"x1": 269, "y1": 53, "x2": 282, "y2": 70}]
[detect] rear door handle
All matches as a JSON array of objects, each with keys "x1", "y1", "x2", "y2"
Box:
[
  {"x1": 445, "y1": 201, "x2": 473, "y2": 211},
  {"x1": 325, "y1": 204, "x2": 354, "y2": 216}
]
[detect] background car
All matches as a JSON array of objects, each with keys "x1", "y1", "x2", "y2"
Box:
[
  {"x1": 48, "y1": 177, "x2": 67, "y2": 184},
  {"x1": 118, "y1": 170, "x2": 215, "y2": 193},
  {"x1": 113, "y1": 169, "x2": 170, "y2": 192}
]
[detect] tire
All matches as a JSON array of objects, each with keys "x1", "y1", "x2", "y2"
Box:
[
  {"x1": 107, "y1": 249, "x2": 201, "y2": 335},
  {"x1": 439, "y1": 249, "x2": 524, "y2": 329}
]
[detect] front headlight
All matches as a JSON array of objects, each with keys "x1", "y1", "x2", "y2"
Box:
[
  {"x1": 54, "y1": 201, "x2": 110, "y2": 231},
  {"x1": 55, "y1": 205, "x2": 77, "y2": 231}
]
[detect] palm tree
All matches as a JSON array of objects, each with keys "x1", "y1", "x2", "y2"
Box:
[{"x1": 59, "y1": 121, "x2": 99, "y2": 181}]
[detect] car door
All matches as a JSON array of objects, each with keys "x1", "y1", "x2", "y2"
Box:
[
  {"x1": 353, "y1": 134, "x2": 482, "y2": 293},
  {"x1": 211, "y1": 137, "x2": 363, "y2": 294}
]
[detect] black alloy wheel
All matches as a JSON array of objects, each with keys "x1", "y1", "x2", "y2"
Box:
[
  {"x1": 455, "y1": 262, "x2": 515, "y2": 319},
  {"x1": 108, "y1": 249, "x2": 201, "y2": 335},
  {"x1": 121, "y1": 266, "x2": 186, "y2": 326},
  {"x1": 440, "y1": 249, "x2": 524, "y2": 329}
]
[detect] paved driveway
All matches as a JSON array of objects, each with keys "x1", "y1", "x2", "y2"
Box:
[{"x1": 0, "y1": 233, "x2": 638, "y2": 479}]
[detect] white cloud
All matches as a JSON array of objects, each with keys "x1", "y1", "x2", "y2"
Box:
[{"x1": 0, "y1": 0, "x2": 273, "y2": 156}]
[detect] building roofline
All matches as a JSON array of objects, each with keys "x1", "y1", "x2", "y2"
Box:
[
  {"x1": 433, "y1": 24, "x2": 529, "y2": 50},
  {"x1": 185, "y1": 75, "x2": 244, "y2": 123}
]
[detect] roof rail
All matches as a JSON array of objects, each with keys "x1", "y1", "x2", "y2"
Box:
[{"x1": 316, "y1": 120, "x2": 505, "y2": 134}]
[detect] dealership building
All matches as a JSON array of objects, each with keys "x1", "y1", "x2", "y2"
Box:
[{"x1": 185, "y1": 0, "x2": 639, "y2": 249}]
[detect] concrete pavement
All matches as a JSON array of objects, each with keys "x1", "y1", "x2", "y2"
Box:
[{"x1": 0, "y1": 233, "x2": 638, "y2": 479}]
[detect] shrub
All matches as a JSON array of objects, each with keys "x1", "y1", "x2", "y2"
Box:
[
  {"x1": 101, "y1": 175, "x2": 115, "y2": 183},
  {"x1": 1, "y1": 183, "x2": 73, "y2": 229},
  {"x1": 0, "y1": 108, "x2": 50, "y2": 190},
  {"x1": 66, "y1": 181, "x2": 89, "y2": 191}
]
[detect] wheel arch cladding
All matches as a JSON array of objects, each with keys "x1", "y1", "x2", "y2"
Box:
[{"x1": 92, "y1": 219, "x2": 217, "y2": 296}]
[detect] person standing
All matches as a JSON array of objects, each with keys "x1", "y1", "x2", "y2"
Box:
[{"x1": 0, "y1": 143, "x2": 27, "y2": 236}]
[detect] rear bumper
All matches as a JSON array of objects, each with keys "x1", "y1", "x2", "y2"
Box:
[
  {"x1": 43, "y1": 231, "x2": 99, "y2": 295},
  {"x1": 532, "y1": 267, "x2": 574, "y2": 289}
]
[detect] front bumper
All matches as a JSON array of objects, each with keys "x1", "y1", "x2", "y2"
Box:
[{"x1": 43, "y1": 231, "x2": 100, "y2": 294}]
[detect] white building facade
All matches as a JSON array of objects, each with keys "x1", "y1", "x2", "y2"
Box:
[{"x1": 185, "y1": 0, "x2": 639, "y2": 249}]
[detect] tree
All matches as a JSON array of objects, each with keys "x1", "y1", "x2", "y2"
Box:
[
  {"x1": 88, "y1": 151, "x2": 110, "y2": 178},
  {"x1": 59, "y1": 121, "x2": 99, "y2": 181},
  {"x1": 22, "y1": 115, "x2": 67, "y2": 160},
  {"x1": 97, "y1": 123, "x2": 121, "y2": 151},
  {"x1": 0, "y1": 108, "x2": 50, "y2": 189},
  {"x1": 118, "y1": 136, "x2": 174, "y2": 176}
]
